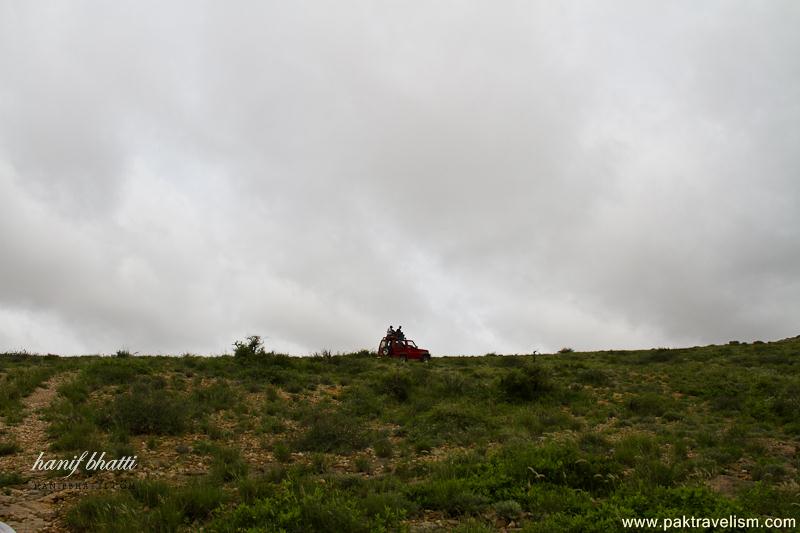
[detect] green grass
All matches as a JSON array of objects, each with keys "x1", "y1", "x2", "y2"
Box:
[
  {"x1": 0, "y1": 471, "x2": 26, "y2": 487},
  {"x1": 0, "y1": 336, "x2": 795, "y2": 531},
  {"x1": 0, "y1": 440, "x2": 21, "y2": 456},
  {"x1": 0, "y1": 364, "x2": 58, "y2": 423}
]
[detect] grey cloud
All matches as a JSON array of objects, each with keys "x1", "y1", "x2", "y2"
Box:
[{"x1": 1, "y1": 2, "x2": 798, "y2": 355}]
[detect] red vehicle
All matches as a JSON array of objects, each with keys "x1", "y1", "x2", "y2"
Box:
[{"x1": 378, "y1": 336, "x2": 431, "y2": 361}]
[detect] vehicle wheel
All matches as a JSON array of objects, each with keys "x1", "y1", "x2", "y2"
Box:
[
  {"x1": 423, "y1": 354, "x2": 431, "y2": 362},
  {"x1": 403, "y1": 355, "x2": 408, "y2": 362}
]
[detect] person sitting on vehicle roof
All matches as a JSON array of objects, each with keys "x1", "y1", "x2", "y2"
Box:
[
  {"x1": 386, "y1": 325, "x2": 395, "y2": 339},
  {"x1": 396, "y1": 326, "x2": 405, "y2": 341}
]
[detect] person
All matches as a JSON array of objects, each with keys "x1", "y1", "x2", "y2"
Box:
[
  {"x1": 396, "y1": 326, "x2": 405, "y2": 341},
  {"x1": 386, "y1": 325, "x2": 395, "y2": 339}
]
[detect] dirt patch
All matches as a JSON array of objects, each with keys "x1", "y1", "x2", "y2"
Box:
[
  {"x1": 707, "y1": 474, "x2": 748, "y2": 497},
  {"x1": 0, "y1": 372, "x2": 74, "y2": 533}
]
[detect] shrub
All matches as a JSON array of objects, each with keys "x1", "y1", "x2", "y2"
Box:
[
  {"x1": 576, "y1": 368, "x2": 611, "y2": 386},
  {"x1": 65, "y1": 493, "x2": 139, "y2": 532},
  {"x1": 209, "y1": 480, "x2": 398, "y2": 533},
  {"x1": 493, "y1": 440, "x2": 621, "y2": 495},
  {"x1": 411, "y1": 478, "x2": 489, "y2": 516},
  {"x1": 377, "y1": 371, "x2": 413, "y2": 402},
  {"x1": 294, "y1": 411, "x2": 370, "y2": 453},
  {"x1": 614, "y1": 433, "x2": 660, "y2": 466},
  {"x1": 209, "y1": 446, "x2": 249, "y2": 482},
  {"x1": 411, "y1": 402, "x2": 492, "y2": 447},
  {"x1": 170, "y1": 481, "x2": 228, "y2": 521},
  {"x1": 233, "y1": 335, "x2": 266, "y2": 358},
  {"x1": 0, "y1": 441, "x2": 21, "y2": 456},
  {"x1": 355, "y1": 455, "x2": 372, "y2": 474},
  {"x1": 498, "y1": 365, "x2": 554, "y2": 402},
  {"x1": 624, "y1": 393, "x2": 668, "y2": 417},
  {"x1": 238, "y1": 476, "x2": 279, "y2": 505},
  {"x1": 0, "y1": 472, "x2": 25, "y2": 487},
  {"x1": 494, "y1": 499, "x2": 523, "y2": 520},
  {"x1": 311, "y1": 453, "x2": 331, "y2": 473},
  {"x1": 273, "y1": 442, "x2": 292, "y2": 463},
  {"x1": 373, "y1": 437, "x2": 393, "y2": 459},
  {"x1": 0, "y1": 366, "x2": 54, "y2": 422},
  {"x1": 128, "y1": 479, "x2": 170, "y2": 507},
  {"x1": 340, "y1": 386, "x2": 382, "y2": 419},
  {"x1": 49, "y1": 416, "x2": 104, "y2": 452},
  {"x1": 518, "y1": 405, "x2": 581, "y2": 436},
  {"x1": 558, "y1": 347, "x2": 574, "y2": 354},
  {"x1": 109, "y1": 382, "x2": 189, "y2": 435},
  {"x1": 193, "y1": 380, "x2": 240, "y2": 413}
]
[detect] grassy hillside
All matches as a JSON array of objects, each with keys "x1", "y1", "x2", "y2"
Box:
[{"x1": 1, "y1": 337, "x2": 799, "y2": 531}]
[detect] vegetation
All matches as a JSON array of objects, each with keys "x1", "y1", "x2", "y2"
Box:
[{"x1": 1, "y1": 336, "x2": 799, "y2": 531}]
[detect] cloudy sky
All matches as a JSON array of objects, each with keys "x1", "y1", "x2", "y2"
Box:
[{"x1": 1, "y1": 2, "x2": 798, "y2": 356}]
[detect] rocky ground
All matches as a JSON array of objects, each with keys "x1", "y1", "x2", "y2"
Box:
[{"x1": 0, "y1": 373, "x2": 74, "y2": 533}]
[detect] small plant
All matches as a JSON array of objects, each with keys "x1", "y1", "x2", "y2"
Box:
[
  {"x1": 233, "y1": 335, "x2": 266, "y2": 358},
  {"x1": 108, "y1": 382, "x2": 190, "y2": 435},
  {"x1": 311, "y1": 452, "x2": 331, "y2": 473},
  {"x1": 209, "y1": 446, "x2": 249, "y2": 482},
  {"x1": 374, "y1": 437, "x2": 393, "y2": 459},
  {"x1": 498, "y1": 365, "x2": 554, "y2": 402},
  {"x1": 377, "y1": 371, "x2": 413, "y2": 402},
  {"x1": 294, "y1": 410, "x2": 370, "y2": 453},
  {"x1": 194, "y1": 380, "x2": 240, "y2": 412},
  {"x1": 624, "y1": 392, "x2": 669, "y2": 417},
  {"x1": 0, "y1": 441, "x2": 21, "y2": 456},
  {"x1": 273, "y1": 442, "x2": 292, "y2": 463},
  {"x1": 128, "y1": 479, "x2": 170, "y2": 507},
  {"x1": 0, "y1": 472, "x2": 25, "y2": 487},
  {"x1": 494, "y1": 499, "x2": 523, "y2": 521},
  {"x1": 354, "y1": 455, "x2": 372, "y2": 473},
  {"x1": 115, "y1": 349, "x2": 133, "y2": 358}
]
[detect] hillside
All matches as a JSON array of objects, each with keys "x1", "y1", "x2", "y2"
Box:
[{"x1": 1, "y1": 338, "x2": 799, "y2": 532}]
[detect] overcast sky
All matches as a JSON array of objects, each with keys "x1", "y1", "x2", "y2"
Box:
[{"x1": 1, "y1": 1, "x2": 798, "y2": 356}]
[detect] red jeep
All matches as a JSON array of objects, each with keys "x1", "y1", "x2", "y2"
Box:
[{"x1": 378, "y1": 336, "x2": 431, "y2": 362}]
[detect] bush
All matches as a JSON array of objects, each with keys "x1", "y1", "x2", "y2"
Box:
[
  {"x1": 576, "y1": 368, "x2": 611, "y2": 386},
  {"x1": 233, "y1": 335, "x2": 266, "y2": 358},
  {"x1": 377, "y1": 371, "x2": 413, "y2": 402},
  {"x1": 411, "y1": 478, "x2": 489, "y2": 516},
  {"x1": 65, "y1": 493, "x2": 139, "y2": 532},
  {"x1": 193, "y1": 380, "x2": 240, "y2": 412},
  {"x1": 373, "y1": 437, "x2": 393, "y2": 459},
  {"x1": 498, "y1": 365, "x2": 554, "y2": 402},
  {"x1": 0, "y1": 441, "x2": 21, "y2": 456},
  {"x1": 0, "y1": 472, "x2": 25, "y2": 487},
  {"x1": 624, "y1": 393, "x2": 668, "y2": 417},
  {"x1": 614, "y1": 433, "x2": 660, "y2": 466},
  {"x1": 170, "y1": 481, "x2": 228, "y2": 521},
  {"x1": 354, "y1": 456, "x2": 372, "y2": 474},
  {"x1": 494, "y1": 499, "x2": 522, "y2": 520},
  {"x1": 518, "y1": 405, "x2": 580, "y2": 436},
  {"x1": 273, "y1": 442, "x2": 292, "y2": 463},
  {"x1": 109, "y1": 382, "x2": 189, "y2": 435},
  {"x1": 208, "y1": 480, "x2": 401, "y2": 533},
  {"x1": 0, "y1": 366, "x2": 54, "y2": 422},
  {"x1": 48, "y1": 409, "x2": 104, "y2": 452},
  {"x1": 128, "y1": 479, "x2": 170, "y2": 507},
  {"x1": 294, "y1": 411, "x2": 370, "y2": 454},
  {"x1": 410, "y1": 402, "x2": 492, "y2": 447},
  {"x1": 209, "y1": 446, "x2": 249, "y2": 482}
]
